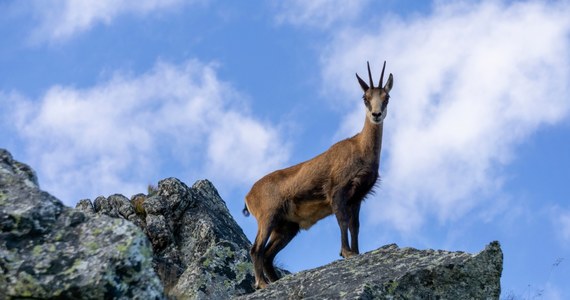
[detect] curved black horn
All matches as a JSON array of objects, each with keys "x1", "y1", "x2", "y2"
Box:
[
  {"x1": 367, "y1": 61, "x2": 374, "y2": 89},
  {"x1": 379, "y1": 61, "x2": 386, "y2": 88}
]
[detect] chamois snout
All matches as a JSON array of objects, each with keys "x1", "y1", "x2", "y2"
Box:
[{"x1": 371, "y1": 111, "x2": 383, "y2": 122}]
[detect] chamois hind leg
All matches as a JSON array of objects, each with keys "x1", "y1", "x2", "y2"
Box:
[
  {"x1": 348, "y1": 202, "x2": 361, "y2": 255},
  {"x1": 250, "y1": 220, "x2": 274, "y2": 289},
  {"x1": 263, "y1": 221, "x2": 300, "y2": 282}
]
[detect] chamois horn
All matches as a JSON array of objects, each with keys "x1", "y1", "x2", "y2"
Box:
[
  {"x1": 367, "y1": 61, "x2": 374, "y2": 89},
  {"x1": 379, "y1": 61, "x2": 386, "y2": 88}
]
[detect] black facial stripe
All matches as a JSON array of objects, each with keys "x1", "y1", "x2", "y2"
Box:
[{"x1": 363, "y1": 98, "x2": 372, "y2": 111}]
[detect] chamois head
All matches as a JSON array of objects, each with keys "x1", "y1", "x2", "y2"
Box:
[{"x1": 356, "y1": 61, "x2": 394, "y2": 124}]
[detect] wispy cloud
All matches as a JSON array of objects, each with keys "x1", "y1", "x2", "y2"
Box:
[
  {"x1": 273, "y1": 0, "x2": 369, "y2": 28},
  {"x1": 557, "y1": 209, "x2": 570, "y2": 244},
  {"x1": 27, "y1": 0, "x2": 193, "y2": 43},
  {"x1": 1, "y1": 60, "x2": 289, "y2": 205},
  {"x1": 206, "y1": 113, "x2": 289, "y2": 185},
  {"x1": 321, "y1": 1, "x2": 570, "y2": 232}
]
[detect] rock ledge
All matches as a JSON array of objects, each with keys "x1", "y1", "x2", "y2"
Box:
[{"x1": 239, "y1": 241, "x2": 502, "y2": 299}]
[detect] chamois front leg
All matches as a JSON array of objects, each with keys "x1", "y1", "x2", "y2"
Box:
[
  {"x1": 348, "y1": 202, "x2": 361, "y2": 255},
  {"x1": 332, "y1": 191, "x2": 357, "y2": 258}
]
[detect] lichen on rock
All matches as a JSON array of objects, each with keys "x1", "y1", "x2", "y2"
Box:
[{"x1": 0, "y1": 149, "x2": 164, "y2": 299}]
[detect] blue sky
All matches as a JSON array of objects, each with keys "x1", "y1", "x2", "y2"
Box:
[{"x1": 1, "y1": 0, "x2": 569, "y2": 298}]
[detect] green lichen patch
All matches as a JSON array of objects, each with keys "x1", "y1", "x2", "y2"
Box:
[
  {"x1": 385, "y1": 280, "x2": 399, "y2": 294},
  {"x1": 11, "y1": 272, "x2": 47, "y2": 298},
  {"x1": 0, "y1": 191, "x2": 6, "y2": 205}
]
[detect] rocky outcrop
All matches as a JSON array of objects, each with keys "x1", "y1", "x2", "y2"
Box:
[
  {"x1": 0, "y1": 149, "x2": 164, "y2": 299},
  {"x1": 240, "y1": 241, "x2": 503, "y2": 299},
  {"x1": 1, "y1": 147, "x2": 503, "y2": 299},
  {"x1": 76, "y1": 178, "x2": 258, "y2": 299}
]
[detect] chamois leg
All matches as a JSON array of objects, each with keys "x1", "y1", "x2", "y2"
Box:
[
  {"x1": 348, "y1": 202, "x2": 361, "y2": 254},
  {"x1": 263, "y1": 221, "x2": 300, "y2": 282},
  {"x1": 250, "y1": 220, "x2": 274, "y2": 289},
  {"x1": 332, "y1": 191, "x2": 355, "y2": 258}
]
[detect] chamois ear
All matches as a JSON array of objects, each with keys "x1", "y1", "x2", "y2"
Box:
[
  {"x1": 384, "y1": 73, "x2": 394, "y2": 94},
  {"x1": 356, "y1": 73, "x2": 369, "y2": 92}
]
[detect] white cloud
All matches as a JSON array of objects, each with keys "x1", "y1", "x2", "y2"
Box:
[
  {"x1": 557, "y1": 210, "x2": 570, "y2": 243},
  {"x1": 206, "y1": 112, "x2": 289, "y2": 184},
  {"x1": 28, "y1": 0, "x2": 193, "y2": 42},
  {"x1": 1, "y1": 60, "x2": 289, "y2": 205},
  {"x1": 321, "y1": 1, "x2": 570, "y2": 232},
  {"x1": 274, "y1": 0, "x2": 369, "y2": 28}
]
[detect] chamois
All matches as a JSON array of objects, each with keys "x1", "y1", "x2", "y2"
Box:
[{"x1": 243, "y1": 61, "x2": 393, "y2": 289}]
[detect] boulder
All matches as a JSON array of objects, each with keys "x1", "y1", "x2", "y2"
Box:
[
  {"x1": 77, "y1": 177, "x2": 258, "y2": 299},
  {"x1": 0, "y1": 149, "x2": 164, "y2": 299},
  {"x1": 239, "y1": 241, "x2": 503, "y2": 299}
]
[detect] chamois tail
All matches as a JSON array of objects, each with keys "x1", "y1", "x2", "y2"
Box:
[{"x1": 242, "y1": 204, "x2": 250, "y2": 217}]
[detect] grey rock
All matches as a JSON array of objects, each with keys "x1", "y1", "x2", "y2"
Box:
[
  {"x1": 0, "y1": 149, "x2": 164, "y2": 299},
  {"x1": 0, "y1": 149, "x2": 38, "y2": 188},
  {"x1": 239, "y1": 241, "x2": 503, "y2": 300},
  {"x1": 76, "y1": 199, "x2": 96, "y2": 216},
  {"x1": 78, "y1": 177, "x2": 257, "y2": 299}
]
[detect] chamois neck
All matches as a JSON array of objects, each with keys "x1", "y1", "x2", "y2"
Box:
[{"x1": 359, "y1": 117, "x2": 383, "y2": 162}]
